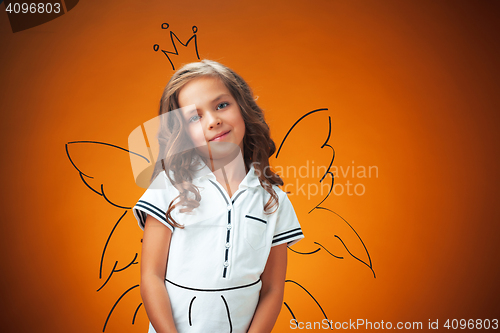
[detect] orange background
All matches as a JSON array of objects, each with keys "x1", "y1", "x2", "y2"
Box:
[{"x1": 1, "y1": 0, "x2": 499, "y2": 332}]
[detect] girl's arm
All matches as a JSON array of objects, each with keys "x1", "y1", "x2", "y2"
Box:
[
  {"x1": 247, "y1": 243, "x2": 288, "y2": 333},
  {"x1": 140, "y1": 214, "x2": 178, "y2": 333}
]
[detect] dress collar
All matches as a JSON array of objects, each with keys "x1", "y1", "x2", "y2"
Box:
[
  {"x1": 194, "y1": 158, "x2": 261, "y2": 189},
  {"x1": 238, "y1": 164, "x2": 261, "y2": 189}
]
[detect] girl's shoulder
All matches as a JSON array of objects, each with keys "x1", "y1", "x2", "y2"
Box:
[
  {"x1": 253, "y1": 182, "x2": 288, "y2": 202},
  {"x1": 271, "y1": 183, "x2": 287, "y2": 197}
]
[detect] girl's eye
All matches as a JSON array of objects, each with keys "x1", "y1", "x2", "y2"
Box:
[
  {"x1": 216, "y1": 102, "x2": 229, "y2": 110},
  {"x1": 189, "y1": 115, "x2": 201, "y2": 123}
]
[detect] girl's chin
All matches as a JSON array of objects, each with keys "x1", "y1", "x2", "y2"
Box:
[{"x1": 196, "y1": 142, "x2": 242, "y2": 161}]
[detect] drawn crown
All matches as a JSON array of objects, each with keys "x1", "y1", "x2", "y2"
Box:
[{"x1": 153, "y1": 23, "x2": 201, "y2": 70}]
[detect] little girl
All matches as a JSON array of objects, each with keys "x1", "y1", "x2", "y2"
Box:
[{"x1": 133, "y1": 60, "x2": 304, "y2": 333}]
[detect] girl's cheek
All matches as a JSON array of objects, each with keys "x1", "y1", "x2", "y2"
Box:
[{"x1": 188, "y1": 128, "x2": 207, "y2": 147}]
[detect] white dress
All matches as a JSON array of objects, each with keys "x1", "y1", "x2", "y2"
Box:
[{"x1": 133, "y1": 162, "x2": 304, "y2": 333}]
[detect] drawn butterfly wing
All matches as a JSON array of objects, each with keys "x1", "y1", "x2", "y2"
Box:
[
  {"x1": 274, "y1": 110, "x2": 375, "y2": 277},
  {"x1": 66, "y1": 140, "x2": 147, "y2": 331},
  {"x1": 273, "y1": 109, "x2": 376, "y2": 330}
]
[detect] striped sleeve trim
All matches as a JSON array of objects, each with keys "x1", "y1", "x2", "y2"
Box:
[
  {"x1": 272, "y1": 227, "x2": 304, "y2": 245},
  {"x1": 133, "y1": 200, "x2": 173, "y2": 231}
]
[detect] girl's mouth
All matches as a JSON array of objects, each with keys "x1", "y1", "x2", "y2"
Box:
[{"x1": 210, "y1": 131, "x2": 230, "y2": 141}]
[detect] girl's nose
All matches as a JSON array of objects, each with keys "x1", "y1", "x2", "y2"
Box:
[{"x1": 206, "y1": 111, "x2": 222, "y2": 129}]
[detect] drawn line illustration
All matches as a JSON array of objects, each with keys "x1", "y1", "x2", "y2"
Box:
[
  {"x1": 275, "y1": 109, "x2": 376, "y2": 325},
  {"x1": 276, "y1": 109, "x2": 375, "y2": 277},
  {"x1": 285, "y1": 280, "x2": 333, "y2": 330},
  {"x1": 103, "y1": 284, "x2": 140, "y2": 332},
  {"x1": 153, "y1": 23, "x2": 200, "y2": 70}
]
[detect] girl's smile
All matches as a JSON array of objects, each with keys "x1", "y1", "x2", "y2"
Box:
[{"x1": 210, "y1": 130, "x2": 230, "y2": 141}]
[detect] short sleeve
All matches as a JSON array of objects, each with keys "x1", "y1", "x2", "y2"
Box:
[
  {"x1": 132, "y1": 171, "x2": 174, "y2": 232},
  {"x1": 272, "y1": 193, "x2": 304, "y2": 246}
]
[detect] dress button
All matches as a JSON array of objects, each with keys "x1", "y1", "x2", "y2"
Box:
[
  {"x1": 225, "y1": 242, "x2": 231, "y2": 248},
  {"x1": 227, "y1": 204, "x2": 232, "y2": 211},
  {"x1": 223, "y1": 261, "x2": 229, "y2": 267},
  {"x1": 227, "y1": 224, "x2": 232, "y2": 230}
]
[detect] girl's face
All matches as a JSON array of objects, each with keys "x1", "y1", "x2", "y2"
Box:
[{"x1": 178, "y1": 76, "x2": 246, "y2": 161}]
